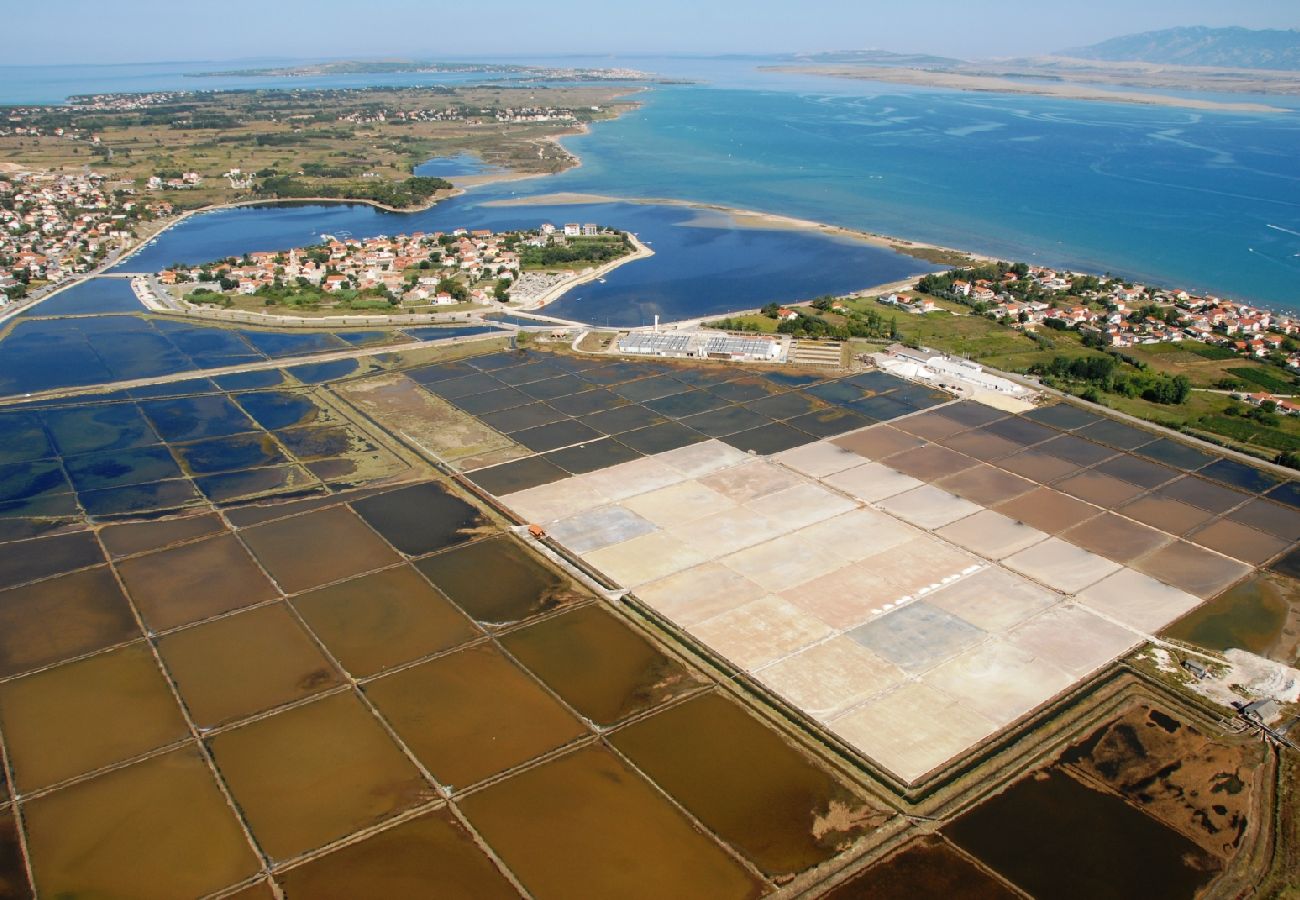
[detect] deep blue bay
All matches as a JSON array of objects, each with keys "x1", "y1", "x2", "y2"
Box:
[
  {"x1": 106, "y1": 62, "x2": 1300, "y2": 319},
  {"x1": 529, "y1": 79, "x2": 1300, "y2": 309},
  {"x1": 116, "y1": 197, "x2": 930, "y2": 327},
  {"x1": 4, "y1": 55, "x2": 1298, "y2": 401}
]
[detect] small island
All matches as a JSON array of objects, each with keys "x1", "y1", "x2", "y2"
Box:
[{"x1": 149, "y1": 223, "x2": 648, "y2": 321}]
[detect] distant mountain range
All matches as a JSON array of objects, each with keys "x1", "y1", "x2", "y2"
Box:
[{"x1": 1063, "y1": 26, "x2": 1300, "y2": 71}]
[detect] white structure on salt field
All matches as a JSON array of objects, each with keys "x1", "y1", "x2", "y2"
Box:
[
  {"x1": 615, "y1": 330, "x2": 787, "y2": 363},
  {"x1": 877, "y1": 344, "x2": 1031, "y2": 398}
]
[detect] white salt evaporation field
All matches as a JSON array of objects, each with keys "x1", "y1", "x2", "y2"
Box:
[{"x1": 404, "y1": 349, "x2": 1296, "y2": 786}]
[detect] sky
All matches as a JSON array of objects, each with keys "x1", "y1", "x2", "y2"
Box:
[{"x1": 7, "y1": 0, "x2": 1299, "y2": 65}]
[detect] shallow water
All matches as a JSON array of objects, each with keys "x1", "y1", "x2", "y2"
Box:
[
  {"x1": 415, "y1": 535, "x2": 578, "y2": 627},
  {"x1": 824, "y1": 836, "x2": 1016, "y2": 899},
  {"x1": 158, "y1": 603, "x2": 343, "y2": 727},
  {"x1": 609, "y1": 691, "x2": 883, "y2": 875},
  {"x1": 207, "y1": 691, "x2": 430, "y2": 861},
  {"x1": 22, "y1": 747, "x2": 260, "y2": 899},
  {"x1": 240, "y1": 505, "x2": 401, "y2": 593},
  {"x1": 116, "y1": 532, "x2": 280, "y2": 631},
  {"x1": 459, "y1": 744, "x2": 764, "y2": 900},
  {"x1": 274, "y1": 807, "x2": 518, "y2": 899},
  {"x1": 292, "y1": 565, "x2": 482, "y2": 677},
  {"x1": 0, "y1": 809, "x2": 25, "y2": 899},
  {"x1": 350, "y1": 482, "x2": 489, "y2": 556},
  {"x1": 23, "y1": 278, "x2": 145, "y2": 316},
  {"x1": 100, "y1": 512, "x2": 226, "y2": 558},
  {"x1": 0, "y1": 642, "x2": 188, "y2": 792},
  {"x1": 0, "y1": 566, "x2": 139, "y2": 678},
  {"x1": 0, "y1": 530, "x2": 103, "y2": 590},
  {"x1": 365, "y1": 642, "x2": 587, "y2": 790},
  {"x1": 946, "y1": 769, "x2": 1220, "y2": 899},
  {"x1": 236, "y1": 391, "x2": 325, "y2": 430},
  {"x1": 1164, "y1": 573, "x2": 1292, "y2": 657},
  {"x1": 499, "y1": 604, "x2": 700, "y2": 725}
]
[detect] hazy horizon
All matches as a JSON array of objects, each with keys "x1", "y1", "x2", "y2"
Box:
[{"x1": 6, "y1": 0, "x2": 1298, "y2": 67}]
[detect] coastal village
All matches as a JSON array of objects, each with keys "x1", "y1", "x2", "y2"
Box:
[
  {"x1": 910, "y1": 263, "x2": 1300, "y2": 400},
  {"x1": 161, "y1": 222, "x2": 633, "y2": 311},
  {"x1": 0, "y1": 169, "x2": 169, "y2": 302},
  {"x1": 936, "y1": 264, "x2": 1300, "y2": 360}
]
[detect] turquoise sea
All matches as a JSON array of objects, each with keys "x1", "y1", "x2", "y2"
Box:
[
  {"x1": 525, "y1": 68, "x2": 1300, "y2": 310},
  {"x1": 6, "y1": 55, "x2": 1300, "y2": 316}
]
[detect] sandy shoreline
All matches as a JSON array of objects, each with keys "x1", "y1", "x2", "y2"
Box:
[
  {"x1": 483, "y1": 191, "x2": 992, "y2": 265},
  {"x1": 513, "y1": 231, "x2": 655, "y2": 312},
  {"x1": 764, "y1": 65, "x2": 1288, "y2": 114}
]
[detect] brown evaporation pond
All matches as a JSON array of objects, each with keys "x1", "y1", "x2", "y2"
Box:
[
  {"x1": 274, "y1": 807, "x2": 518, "y2": 899},
  {"x1": 1188, "y1": 519, "x2": 1289, "y2": 565},
  {"x1": 882, "y1": 444, "x2": 976, "y2": 480},
  {"x1": 1059, "y1": 513, "x2": 1172, "y2": 564},
  {"x1": 365, "y1": 642, "x2": 587, "y2": 790},
  {"x1": 1055, "y1": 472, "x2": 1145, "y2": 509},
  {"x1": 609, "y1": 691, "x2": 886, "y2": 876},
  {"x1": 1118, "y1": 495, "x2": 1214, "y2": 535},
  {"x1": 208, "y1": 691, "x2": 430, "y2": 861},
  {"x1": 459, "y1": 744, "x2": 763, "y2": 900},
  {"x1": 1036, "y1": 434, "x2": 1116, "y2": 467},
  {"x1": 0, "y1": 642, "x2": 188, "y2": 792},
  {"x1": 0, "y1": 516, "x2": 79, "y2": 545},
  {"x1": 500, "y1": 604, "x2": 701, "y2": 726},
  {"x1": 225, "y1": 491, "x2": 366, "y2": 528},
  {"x1": 415, "y1": 535, "x2": 581, "y2": 628},
  {"x1": 1158, "y1": 475, "x2": 1251, "y2": 515},
  {"x1": 22, "y1": 747, "x2": 260, "y2": 900},
  {"x1": 158, "y1": 603, "x2": 343, "y2": 728},
  {"x1": 1228, "y1": 497, "x2": 1300, "y2": 542},
  {"x1": 221, "y1": 880, "x2": 279, "y2": 900},
  {"x1": 240, "y1": 505, "x2": 401, "y2": 593},
  {"x1": 891, "y1": 410, "x2": 971, "y2": 441},
  {"x1": 1059, "y1": 703, "x2": 1264, "y2": 862},
  {"x1": 832, "y1": 424, "x2": 925, "y2": 460},
  {"x1": 292, "y1": 565, "x2": 481, "y2": 677},
  {"x1": 196, "y1": 464, "x2": 320, "y2": 505},
  {"x1": 99, "y1": 512, "x2": 226, "y2": 558},
  {"x1": 995, "y1": 448, "x2": 1080, "y2": 484},
  {"x1": 938, "y1": 430, "x2": 1023, "y2": 463},
  {"x1": 0, "y1": 566, "x2": 139, "y2": 678},
  {"x1": 1134, "y1": 541, "x2": 1252, "y2": 598},
  {"x1": 994, "y1": 488, "x2": 1100, "y2": 534},
  {"x1": 468, "y1": 455, "x2": 569, "y2": 496},
  {"x1": 116, "y1": 532, "x2": 281, "y2": 631},
  {"x1": 0, "y1": 530, "x2": 103, "y2": 591},
  {"x1": 936, "y1": 464, "x2": 1036, "y2": 506},
  {"x1": 945, "y1": 769, "x2": 1220, "y2": 899},
  {"x1": 1164, "y1": 572, "x2": 1296, "y2": 659},
  {"x1": 350, "y1": 481, "x2": 491, "y2": 556},
  {"x1": 0, "y1": 808, "x2": 27, "y2": 900},
  {"x1": 822, "y1": 835, "x2": 1017, "y2": 899},
  {"x1": 1092, "y1": 454, "x2": 1180, "y2": 490}
]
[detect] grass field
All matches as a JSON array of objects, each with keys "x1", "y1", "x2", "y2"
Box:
[
  {"x1": 1226, "y1": 366, "x2": 1299, "y2": 394},
  {"x1": 2, "y1": 85, "x2": 638, "y2": 211},
  {"x1": 1087, "y1": 389, "x2": 1300, "y2": 459},
  {"x1": 705, "y1": 314, "x2": 780, "y2": 334}
]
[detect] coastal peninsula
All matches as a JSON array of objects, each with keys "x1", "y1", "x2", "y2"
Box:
[
  {"x1": 0, "y1": 83, "x2": 641, "y2": 215},
  {"x1": 153, "y1": 224, "x2": 647, "y2": 322},
  {"x1": 765, "y1": 64, "x2": 1289, "y2": 113}
]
